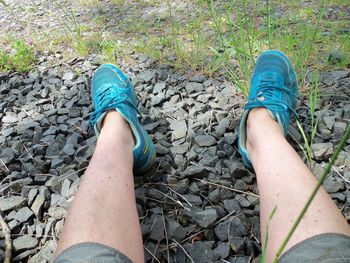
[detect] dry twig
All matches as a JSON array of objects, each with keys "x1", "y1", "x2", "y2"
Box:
[
  {"x1": 0, "y1": 159, "x2": 9, "y2": 172},
  {"x1": 196, "y1": 179, "x2": 259, "y2": 198},
  {"x1": 0, "y1": 213, "x2": 12, "y2": 263},
  {"x1": 161, "y1": 207, "x2": 170, "y2": 263},
  {"x1": 172, "y1": 239, "x2": 194, "y2": 263},
  {"x1": 144, "y1": 246, "x2": 161, "y2": 263}
]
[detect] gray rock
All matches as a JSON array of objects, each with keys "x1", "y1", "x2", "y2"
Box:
[
  {"x1": 31, "y1": 194, "x2": 45, "y2": 218},
  {"x1": 13, "y1": 248, "x2": 38, "y2": 261},
  {"x1": 215, "y1": 118, "x2": 230, "y2": 137},
  {"x1": 62, "y1": 72, "x2": 75, "y2": 81},
  {"x1": 48, "y1": 77, "x2": 60, "y2": 84},
  {"x1": 149, "y1": 215, "x2": 165, "y2": 240},
  {"x1": 14, "y1": 207, "x2": 34, "y2": 222},
  {"x1": 170, "y1": 143, "x2": 190, "y2": 155},
  {"x1": 323, "y1": 177, "x2": 345, "y2": 193},
  {"x1": 62, "y1": 144, "x2": 75, "y2": 156},
  {"x1": 0, "y1": 83, "x2": 11, "y2": 94},
  {"x1": 0, "y1": 147, "x2": 15, "y2": 164},
  {"x1": 208, "y1": 189, "x2": 221, "y2": 203},
  {"x1": 8, "y1": 220, "x2": 19, "y2": 231},
  {"x1": 190, "y1": 75, "x2": 206, "y2": 83},
  {"x1": 166, "y1": 218, "x2": 187, "y2": 241},
  {"x1": 143, "y1": 121, "x2": 160, "y2": 132},
  {"x1": 237, "y1": 196, "x2": 251, "y2": 208},
  {"x1": 61, "y1": 179, "x2": 71, "y2": 197},
  {"x1": 27, "y1": 188, "x2": 38, "y2": 206},
  {"x1": 343, "y1": 104, "x2": 350, "y2": 119},
  {"x1": 50, "y1": 194, "x2": 67, "y2": 207},
  {"x1": 151, "y1": 92, "x2": 165, "y2": 106},
  {"x1": 195, "y1": 135, "x2": 217, "y2": 147},
  {"x1": 183, "y1": 165, "x2": 209, "y2": 179},
  {"x1": 2, "y1": 113, "x2": 18, "y2": 123},
  {"x1": 215, "y1": 216, "x2": 248, "y2": 240},
  {"x1": 334, "y1": 122, "x2": 346, "y2": 138},
  {"x1": 225, "y1": 162, "x2": 249, "y2": 179},
  {"x1": 312, "y1": 142, "x2": 333, "y2": 160},
  {"x1": 154, "y1": 143, "x2": 169, "y2": 155},
  {"x1": 29, "y1": 240, "x2": 56, "y2": 262},
  {"x1": 0, "y1": 196, "x2": 26, "y2": 212},
  {"x1": 139, "y1": 70, "x2": 155, "y2": 83},
  {"x1": 183, "y1": 194, "x2": 202, "y2": 206},
  {"x1": 153, "y1": 83, "x2": 166, "y2": 94},
  {"x1": 22, "y1": 162, "x2": 40, "y2": 175},
  {"x1": 228, "y1": 236, "x2": 245, "y2": 253},
  {"x1": 214, "y1": 242, "x2": 230, "y2": 259},
  {"x1": 181, "y1": 242, "x2": 217, "y2": 263},
  {"x1": 322, "y1": 116, "x2": 335, "y2": 130},
  {"x1": 185, "y1": 82, "x2": 204, "y2": 94},
  {"x1": 46, "y1": 142, "x2": 61, "y2": 157},
  {"x1": 322, "y1": 70, "x2": 349, "y2": 85},
  {"x1": 234, "y1": 180, "x2": 248, "y2": 191},
  {"x1": 170, "y1": 119, "x2": 187, "y2": 140},
  {"x1": 223, "y1": 199, "x2": 241, "y2": 213},
  {"x1": 155, "y1": 69, "x2": 169, "y2": 81},
  {"x1": 48, "y1": 207, "x2": 67, "y2": 219},
  {"x1": 320, "y1": 128, "x2": 332, "y2": 140},
  {"x1": 331, "y1": 192, "x2": 346, "y2": 202},
  {"x1": 192, "y1": 209, "x2": 218, "y2": 228},
  {"x1": 13, "y1": 235, "x2": 38, "y2": 252},
  {"x1": 224, "y1": 133, "x2": 236, "y2": 145}
]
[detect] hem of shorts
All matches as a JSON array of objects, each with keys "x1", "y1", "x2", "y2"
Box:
[
  {"x1": 279, "y1": 232, "x2": 350, "y2": 261},
  {"x1": 54, "y1": 242, "x2": 133, "y2": 262}
]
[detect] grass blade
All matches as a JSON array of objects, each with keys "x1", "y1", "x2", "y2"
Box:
[{"x1": 261, "y1": 206, "x2": 277, "y2": 263}]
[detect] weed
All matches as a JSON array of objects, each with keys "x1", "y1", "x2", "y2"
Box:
[
  {"x1": 261, "y1": 206, "x2": 277, "y2": 263},
  {"x1": 0, "y1": 39, "x2": 36, "y2": 73}
]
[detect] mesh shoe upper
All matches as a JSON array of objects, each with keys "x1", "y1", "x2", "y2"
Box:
[
  {"x1": 238, "y1": 50, "x2": 298, "y2": 169},
  {"x1": 90, "y1": 64, "x2": 155, "y2": 174}
]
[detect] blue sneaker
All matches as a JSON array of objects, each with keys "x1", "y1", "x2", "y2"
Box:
[
  {"x1": 238, "y1": 50, "x2": 298, "y2": 169},
  {"x1": 89, "y1": 64, "x2": 156, "y2": 174}
]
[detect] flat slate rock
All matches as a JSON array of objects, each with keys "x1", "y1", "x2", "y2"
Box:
[
  {"x1": 13, "y1": 235, "x2": 38, "y2": 252},
  {"x1": 0, "y1": 196, "x2": 27, "y2": 212}
]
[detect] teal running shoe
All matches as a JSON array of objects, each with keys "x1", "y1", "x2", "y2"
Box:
[
  {"x1": 238, "y1": 50, "x2": 298, "y2": 169},
  {"x1": 89, "y1": 64, "x2": 156, "y2": 174}
]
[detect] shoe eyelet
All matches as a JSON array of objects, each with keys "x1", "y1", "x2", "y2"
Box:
[{"x1": 258, "y1": 96, "x2": 265, "y2": 101}]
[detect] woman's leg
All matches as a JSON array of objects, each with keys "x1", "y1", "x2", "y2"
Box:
[
  {"x1": 246, "y1": 108, "x2": 350, "y2": 262},
  {"x1": 55, "y1": 112, "x2": 144, "y2": 263}
]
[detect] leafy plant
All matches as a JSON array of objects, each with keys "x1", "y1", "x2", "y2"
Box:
[{"x1": 0, "y1": 40, "x2": 36, "y2": 73}]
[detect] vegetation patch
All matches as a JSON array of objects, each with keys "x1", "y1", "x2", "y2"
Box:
[{"x1": 0, "y1": 39, "x2": 36, "y2": 73}]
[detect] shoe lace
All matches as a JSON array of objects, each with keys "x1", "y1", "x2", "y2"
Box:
[
  {"x1": 245, "y1": 72, "x2": 298, "y2": 117},
  {"x1": 89, "y1": 83, "x2": 140, "y2": 126}
]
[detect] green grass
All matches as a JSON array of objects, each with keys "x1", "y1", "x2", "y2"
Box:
[{"x1": 0, "y1": 39, "x2": 36, "y2": 73}]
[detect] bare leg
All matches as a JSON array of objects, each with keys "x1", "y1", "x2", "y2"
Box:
[
  {"x1": 55, "y1": 112, "x2": 144, "y2": 263},
  {"x1": 246, "y1": 108, "x2": 350, "y2": 262}
]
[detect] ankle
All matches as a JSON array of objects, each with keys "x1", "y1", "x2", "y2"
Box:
[
  {"x1": 100, "y1": 111, "x2": 135, "y2": 148},
  {"x1": 246, "y1": 108, "x2": 283, "y2": 155}
]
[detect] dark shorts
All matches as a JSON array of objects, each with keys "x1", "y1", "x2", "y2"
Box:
[{"x1": 54, "y1": 233, "x2": 350, "y2": 263}]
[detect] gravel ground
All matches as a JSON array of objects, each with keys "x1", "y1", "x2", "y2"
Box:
[
  {"x1": 1, "y1": 0, "x2": 350, "y2": 262},
  {"x1": 0, "y1": 52, "x2": 349, "y2": 262}
]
